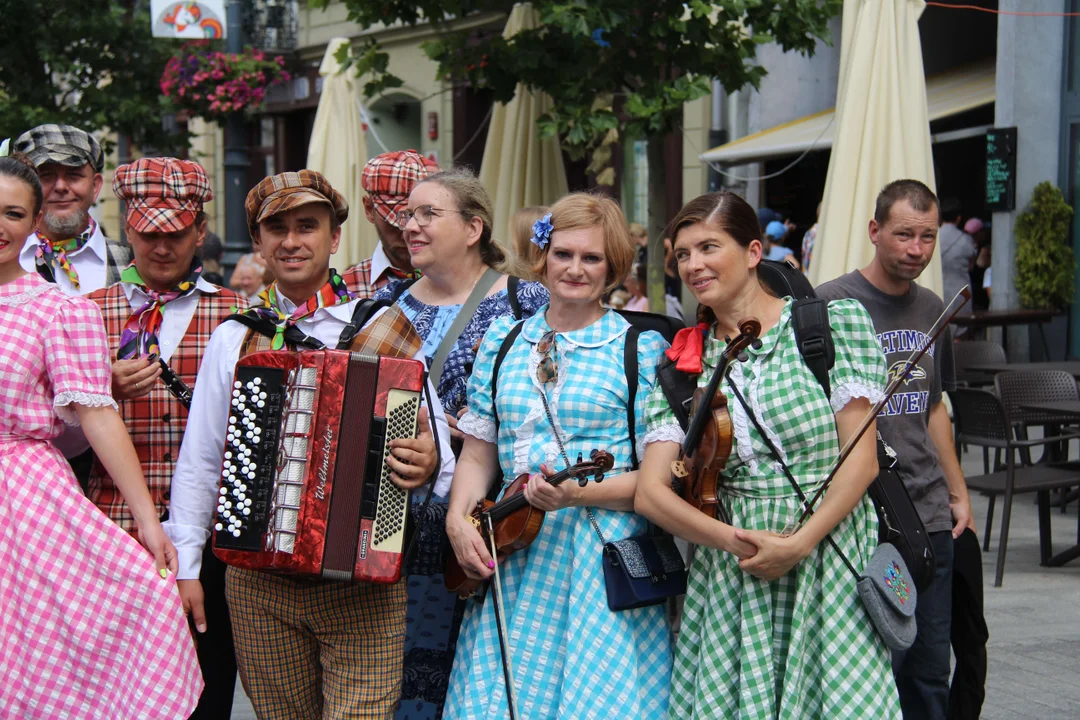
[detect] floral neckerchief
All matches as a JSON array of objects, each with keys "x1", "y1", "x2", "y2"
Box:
[
  {"x1": 34, "y1": 218, "x2": 97, "y2": 289},
  {"x1": 250, "y1": 269, "x2": 355, "y2": 350},
  {"x1": 117, "y1": 259, "x2": 203, "y2": 360}
]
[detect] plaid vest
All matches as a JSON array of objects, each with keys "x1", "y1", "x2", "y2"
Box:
[{"x1": 86, "y1": 283, "x2": 243, "y2": 533}]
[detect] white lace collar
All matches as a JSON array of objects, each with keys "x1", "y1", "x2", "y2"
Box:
[{"x1": 0, "y1": 274, "x2": 56, "y2": 306}]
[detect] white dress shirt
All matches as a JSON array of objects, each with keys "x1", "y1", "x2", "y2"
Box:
[
  {"x1": 164, "y1": 298, "x2": 455, "y2": 579},
  {"x1": 20, "y1": 223, "x2": 109, "y2": 296},
  {"x1": 369, "y1": 242, "x2": 394, "y2": 283}
]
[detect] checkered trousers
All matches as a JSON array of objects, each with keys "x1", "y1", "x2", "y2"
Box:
[
  {"x1": 86, "y1": 284, "x2": 243, "y2": 532},
  {"x1": 225, "y1": 567, "x2": 407, "y2": 719},
  {"x1": 340, "y1": 259, "x2": 391, "y2": 299}
]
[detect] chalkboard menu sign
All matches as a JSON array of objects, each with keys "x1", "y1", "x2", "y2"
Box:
[{"x1": 986, "y1": 127, "x2": 1017, "y2": 212}]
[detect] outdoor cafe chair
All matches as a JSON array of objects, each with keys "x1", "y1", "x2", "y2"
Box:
[
  {"x1": 994, "y1": 370, "x2": 1079, "y2": 472},
  {"x1": 949, "y1": 387, "x2": 1080, "y2": 587},
  {"x1": 953, "y1": 339, "x2": 1005, "y2": 388}
]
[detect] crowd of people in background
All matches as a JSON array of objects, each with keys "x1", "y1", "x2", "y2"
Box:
[{"x1": 1, "y1": 121, "x2": 989, "y2": 720}]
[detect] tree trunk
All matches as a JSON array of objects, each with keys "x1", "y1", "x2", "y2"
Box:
[{"x1": 646, "y1": 134, "x2": 668, "y2": 314}]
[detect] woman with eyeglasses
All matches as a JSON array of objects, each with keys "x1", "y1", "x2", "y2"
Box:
[
  {"x1": 443, "y1": 193, "x2": 673, "y2": 719},
  {"x1": 373, "y1": 167, "x2": 547, "y2": 720}
]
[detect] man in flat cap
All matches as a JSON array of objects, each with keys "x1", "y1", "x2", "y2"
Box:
[
  {"x1": 84, "y1": 156, "x2": 242, "y2": 720},
  {"x1": 166, "y1": 169, "x2": 454, "y2": 719},
  {"x1": 341, "y1": 149, "x2": 439, "y2": 297},
  {"x1": 15, "y1": 123, "x2": 130, "y2": 295}
]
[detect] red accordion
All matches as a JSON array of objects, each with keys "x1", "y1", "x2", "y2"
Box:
[{"x1": 212, "y1": 349, "x2": 425, "y2": 583}]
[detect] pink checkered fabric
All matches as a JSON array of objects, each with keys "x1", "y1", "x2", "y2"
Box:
[
  {"x1": 361, "y1": 150, "x2": 440, "y2": 228},
  {"x1": 113, "y1": 156, "x2": 213, "y2": 233},
  {"x1": 0, "y1": 274, "x2": 203, "y2": 717}
]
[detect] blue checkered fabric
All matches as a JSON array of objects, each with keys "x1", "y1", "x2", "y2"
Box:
[{"x1": 447, "y1": 308, "x2": 673, "y2": 719}]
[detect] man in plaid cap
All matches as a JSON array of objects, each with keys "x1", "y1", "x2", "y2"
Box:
[
  {"x1": 15, "y1": 123, "x2": 131, "y2": 296},
  {"x1": 83, "y1": 156, "x2": 243, "y2": 720},
  {"x1": 340, "y1": 149, "x2": 439, "y2": 297},
  {"x1": 166, "y1": 169, "x2": 454, "y2": 719}
]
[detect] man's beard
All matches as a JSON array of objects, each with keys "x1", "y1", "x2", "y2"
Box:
[{"x1": 42, "y1": 207, "x2": 90, "y2": 239}]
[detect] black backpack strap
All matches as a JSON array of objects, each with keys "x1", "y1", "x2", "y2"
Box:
[
  {"x1": 491, "y1": 321, "x2": 525, "y2": 432},
  {"x1": 486, "y1": 320, "x2": 525, "y2": 503},
  {"x1": 791, "y1": 297, "x2": 835, "y2": 398},
  {"x1": 657, "y1": 357, "x2": 696, "y2": 431},
  {"x1": 224, "y1": 312, "x2": 326, "y2": 350},
  {"x1": 336, "y1": 298, "x2": 391, "y2": 349},
  {"x1": 507, "y1": 275, "x2": 522, "y2": 320},
  {"x1": 623, "y1": 327, "x2": 640, "y2": 470}
]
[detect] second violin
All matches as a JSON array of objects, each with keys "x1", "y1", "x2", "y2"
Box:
[{"x1": 445, "y1": 449, "x2": 614, "y2": 596}]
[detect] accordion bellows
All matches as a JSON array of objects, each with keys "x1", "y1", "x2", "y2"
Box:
[{"x1": 212, "y1": 349, "x2": 425, "y2": 583}]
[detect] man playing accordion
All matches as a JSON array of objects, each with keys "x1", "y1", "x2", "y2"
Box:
[{"x1": 165, "y1": 170, "x2": 454, "y2": 719}]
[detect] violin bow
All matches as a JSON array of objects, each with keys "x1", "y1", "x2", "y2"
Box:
[
  {"x1": 781, "y1": 286, "x2": 972, "y2": 536},
  {"x1": 483, "y1": 512, "x2": 521, "y2": 720}
]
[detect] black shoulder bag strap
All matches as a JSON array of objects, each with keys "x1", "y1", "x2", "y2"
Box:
[
  {"x1": 623, "y1": 327, "x2": 640, "y2": 470},
  {"x1": 507, "y1": 275, "x2": 522, "y2": 320},
  {"x1": 224, "y1": 312, "x2": 326, "y2": 350},
  {"x1": 336, "y1": 298, "x2": 391, "y2": 349},
  {"x1": 726, "y1": 378, "x2": 862, "y2": 582}
]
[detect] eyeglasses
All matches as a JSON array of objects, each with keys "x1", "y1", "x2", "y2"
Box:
[
  {"x1": 398, "y1": 204, "x2": 473, "y2": 229},
  {"x1": 536, "y1": 329, "x2": 558, "y2": 385}
]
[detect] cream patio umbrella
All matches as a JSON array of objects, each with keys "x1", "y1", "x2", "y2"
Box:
[
  {"x1": 479, "y1": 3, "x2": 569, "y2": 250},
  {"x1": 308, "y1": 37, "x2": 374, "y2": 269},
  {"x1": 810, "y1": 0, "x2": 942, "y2": 296}
]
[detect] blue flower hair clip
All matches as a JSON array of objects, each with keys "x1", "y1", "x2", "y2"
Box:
[{"x1": 531, "y1": 213, "x2": 554, "y2": 249}]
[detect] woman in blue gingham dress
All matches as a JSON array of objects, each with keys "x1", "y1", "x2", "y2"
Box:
[{"x1": 443, "y1": 194, "x2": 673, "y2": 719}]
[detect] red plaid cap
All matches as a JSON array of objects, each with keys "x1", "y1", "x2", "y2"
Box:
[
  {"x1": 245, "y1": 169, "x2": 349, "y2": 240},
  {"x1": 361, "y1": 150, "x2": 439, "y2": 227},
  {"x1": 113, "y1": 157, "x2": 212, "y2": 233}
]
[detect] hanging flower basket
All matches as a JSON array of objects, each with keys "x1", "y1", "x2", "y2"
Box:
[{"x1": 161, "y1": 42, "x2": 292, "y2": 122}]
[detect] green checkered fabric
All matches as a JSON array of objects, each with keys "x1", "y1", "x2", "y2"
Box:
[{"x1": 646, "y1": 298, "x2": 901, "y2": 719}]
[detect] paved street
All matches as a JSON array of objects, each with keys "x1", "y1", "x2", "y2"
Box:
[{"x1": 229, "y1": 445, "x2": 1080, "y2": 719}]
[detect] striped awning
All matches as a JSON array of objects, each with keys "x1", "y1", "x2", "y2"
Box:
[{"x1": 700, "y1": 61, "x2": 995, "y2": 165}]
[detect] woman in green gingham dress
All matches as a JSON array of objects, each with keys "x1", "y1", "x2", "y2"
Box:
[{"x1": 635, "y1": 192, "x2": 901, "y2": 719}]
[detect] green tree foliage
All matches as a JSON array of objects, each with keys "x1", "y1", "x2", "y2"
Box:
[
  {"x1": 0, "y1": 1, "x2": 186, "y2": 154},
  {"x1": 1014, "y1": 181, "x2": 1076, "y2": 309},
  {"x1": 321, "y1": 0, "x2": 839, "y2": 169},
  {"x1": 317, "y1": 0, "x2": 840, "y2": 309}
]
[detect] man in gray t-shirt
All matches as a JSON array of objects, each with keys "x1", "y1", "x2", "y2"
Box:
[{"x1": 816, "y1": 179, "x2": 974, "y2": 720}]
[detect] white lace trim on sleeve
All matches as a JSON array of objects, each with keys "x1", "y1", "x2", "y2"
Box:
[
  {"x1": 53, "y1": 391, "x2": 118, "y2": 426},
  {"x1": 458, "y1": 411, "x2": 497, "y2": 443},
  {"x1": 644, "y1": 423, "x2": 685, "y2": 447},
  {"x1": 830, "y1": 381, "x2": 884, "y2": 413}
]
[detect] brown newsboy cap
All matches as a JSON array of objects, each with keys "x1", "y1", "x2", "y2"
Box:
[{"x1": 245, "y1": 169, "x2": 349, "y2": 240}]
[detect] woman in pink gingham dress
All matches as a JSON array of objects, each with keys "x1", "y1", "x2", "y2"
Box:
[{"x1": 0, "y1": 151, "x2": 202, "y2": 718}]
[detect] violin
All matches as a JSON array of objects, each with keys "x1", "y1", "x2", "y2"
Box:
[
  {"x1": 445, "y1": 449, "x2": 615, "y2": 597},
  {"x1": 671, "y1": 318, "x2": 761, "y2": 521}
]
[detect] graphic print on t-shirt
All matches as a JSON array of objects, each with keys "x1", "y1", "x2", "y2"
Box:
[{"x1": 877, "y1": 328, "x2": 935, "y2": 418}]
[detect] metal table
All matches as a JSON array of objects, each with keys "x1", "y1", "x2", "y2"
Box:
[{"x1": 951, "y1": 308, "x2": 1061, "y2": 358}]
